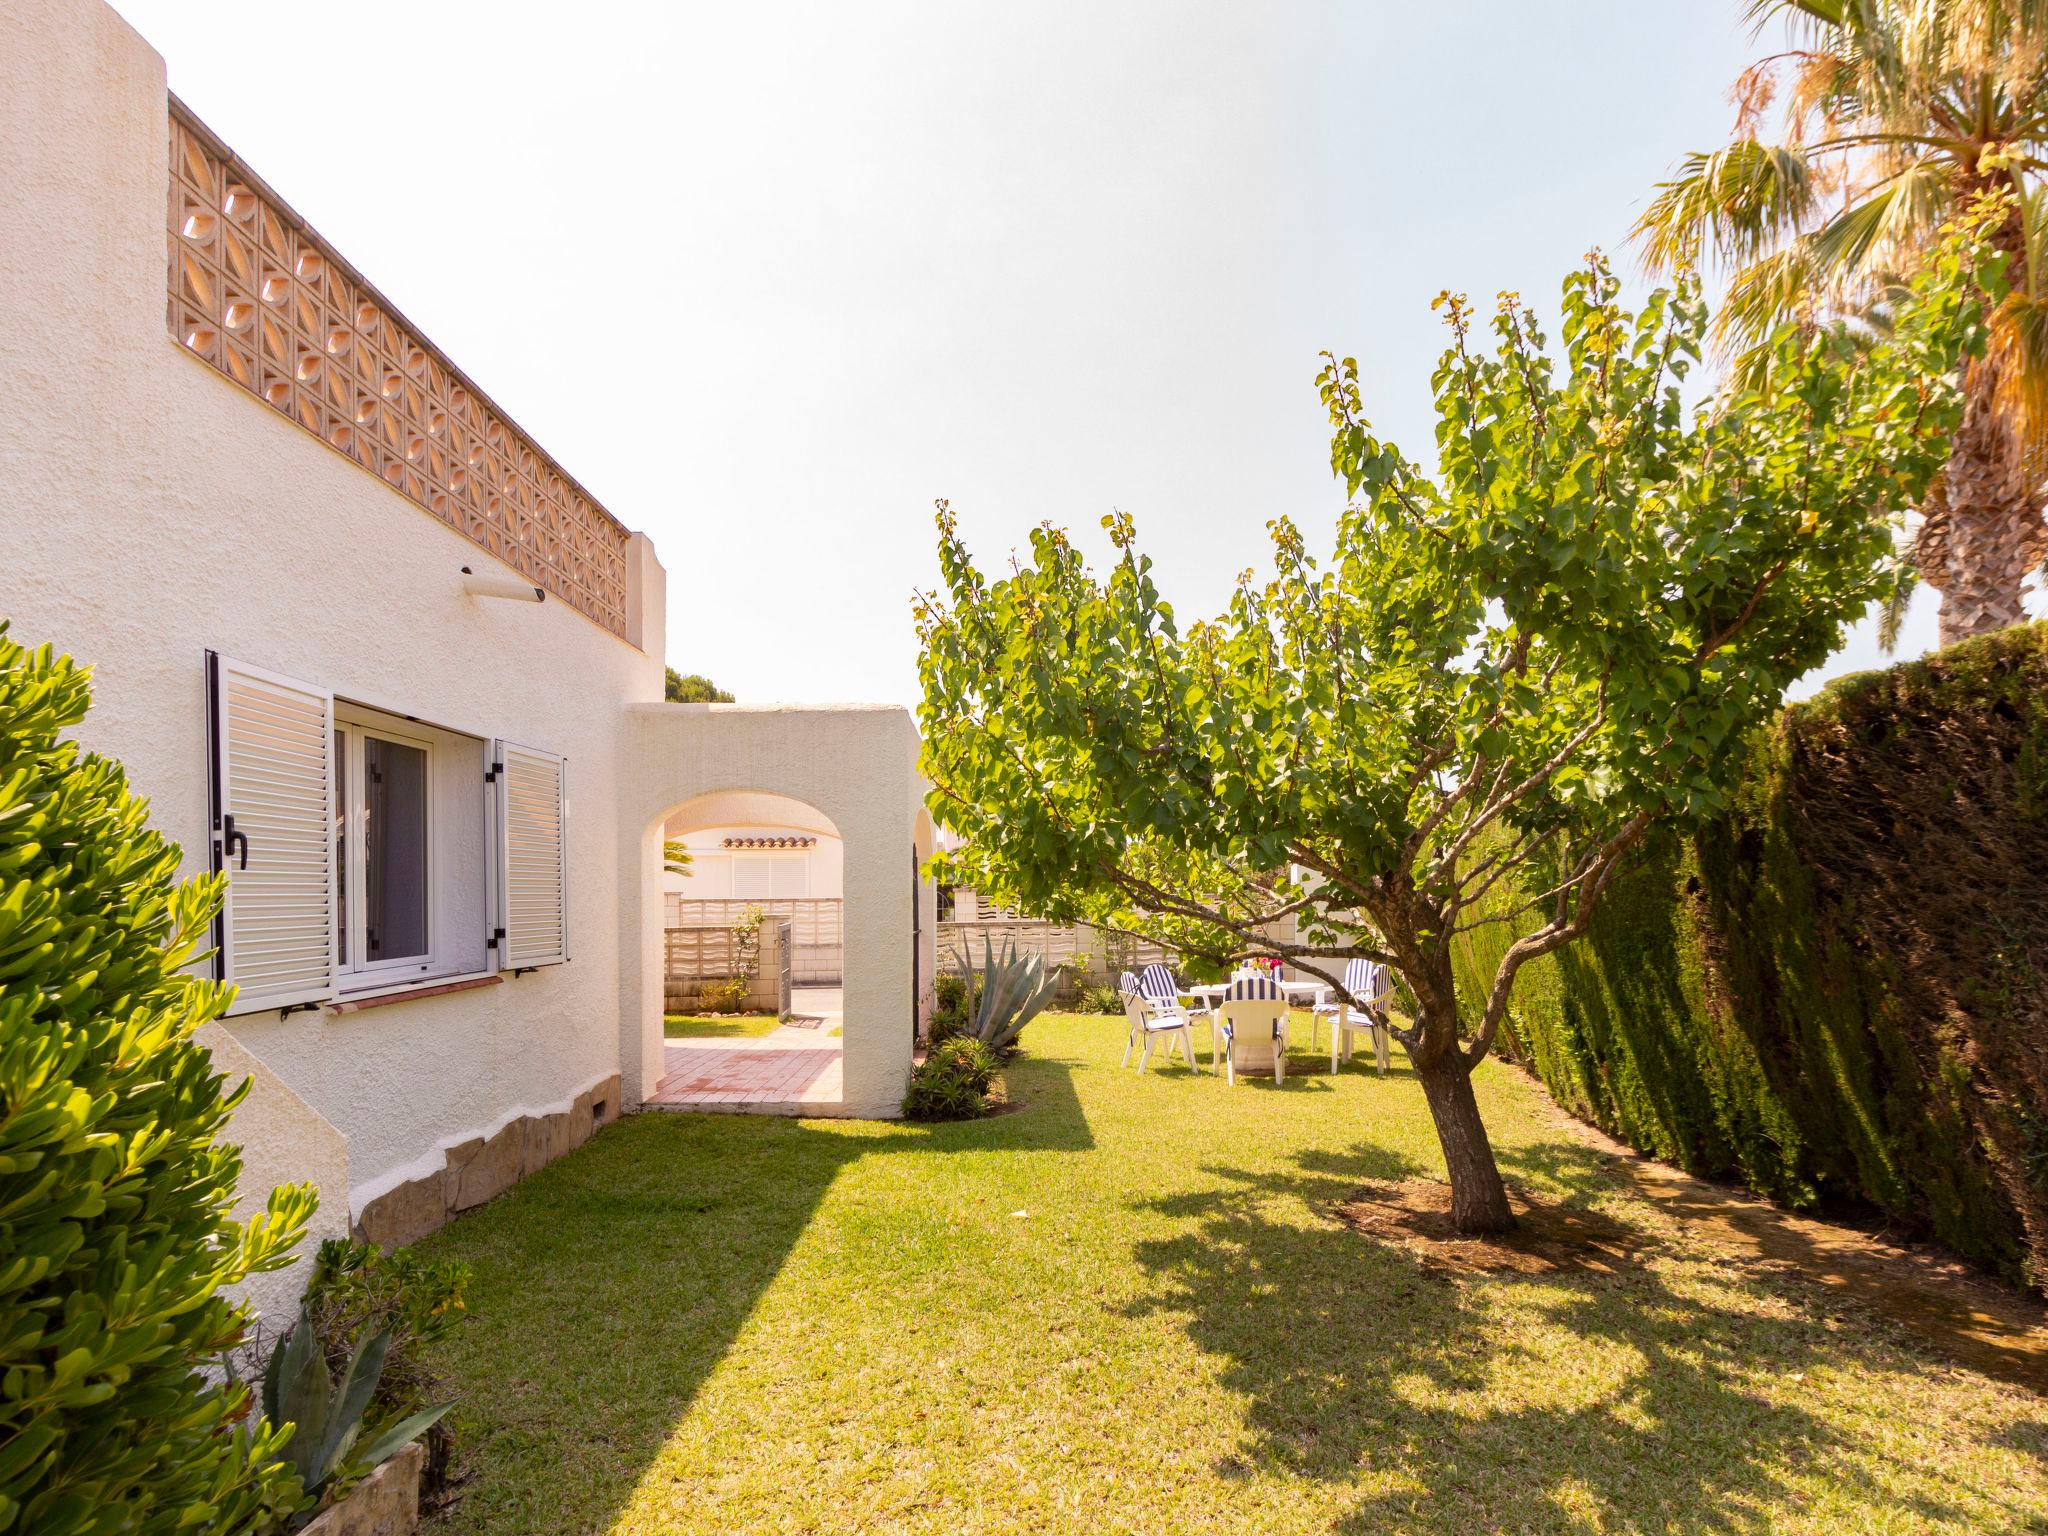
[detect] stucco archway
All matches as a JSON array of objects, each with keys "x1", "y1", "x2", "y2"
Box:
[{"x1": 618, "y1": 703, "x2": 929, "y2": 1117}]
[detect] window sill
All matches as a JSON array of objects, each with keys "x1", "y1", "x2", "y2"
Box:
[{"x1": 326, "y1": 973, "x2": 502, "y2": 1014}]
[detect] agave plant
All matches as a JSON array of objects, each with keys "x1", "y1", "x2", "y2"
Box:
[
  {"x1": 952, "y1": 934, "x2": 1060, "y2": 1052},
  {"x1": 262, "y1": 1303, "x2": 453, "y2": 1526}
]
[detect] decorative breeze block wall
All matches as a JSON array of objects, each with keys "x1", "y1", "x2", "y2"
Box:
[{"x1": 166, "y1": 102, "x2": 632, "y2": 636}]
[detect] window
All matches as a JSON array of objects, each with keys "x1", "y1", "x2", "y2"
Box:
[
  {"x1": 690, "y1": 853, "x2": 732, "y2": 896},
  {"x1": 733, "y1": 853, "x2": 806, "y2": 899},
  {"x1": 333, "y1": 719, "x2": 434, "y2": 980},
  {"x1": 207, "y1": 652, "x2": 569, "y2": 1014}
]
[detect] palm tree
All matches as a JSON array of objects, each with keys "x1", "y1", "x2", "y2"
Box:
[{"x1": 1636, "y1": 0, "x2": 2048, "y2": 645}]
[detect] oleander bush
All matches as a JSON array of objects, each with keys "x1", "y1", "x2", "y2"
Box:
[
  {"x1": 0, "y1": 624, "x2": 317, "y2": 1534},
  {"x1": 1456, "y1": 621, "x2": 2048, "y2": 1291}
]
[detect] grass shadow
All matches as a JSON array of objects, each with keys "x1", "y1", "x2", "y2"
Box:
[
  {"x1": 417, "y1": 1053, "x2": 1093, "y2": 1533},
  {"x1": 1126, "y1": 1146, "x2": 2015, "y2": 1533}
]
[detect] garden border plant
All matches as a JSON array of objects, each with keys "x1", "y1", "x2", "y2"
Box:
[{"x1": 701, "y1": 904, "x2": 769, "y2": 1015}]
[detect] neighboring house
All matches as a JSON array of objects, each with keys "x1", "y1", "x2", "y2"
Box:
[
  {"x1": 663, "y1": 791, "x2": 845, "y2": 904},
  {"x1": 0, "y1": 0, "x2": 935, "y2": 1319}
]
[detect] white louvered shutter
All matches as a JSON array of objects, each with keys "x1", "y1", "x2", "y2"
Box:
[
  {"x1": 493, "y1": 740, "x2": 568, "y2": 968},
  {"x1": 209, "y1": 654, "x2": 337, "y2": 1014}
]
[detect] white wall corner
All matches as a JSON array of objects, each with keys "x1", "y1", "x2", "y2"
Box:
[
  {"x1": 200, "y1": 1022, "x2": 351, "y2": 1327},
  {"x1": 625, "y1": 530, "x2": 667, "y2": 667}
]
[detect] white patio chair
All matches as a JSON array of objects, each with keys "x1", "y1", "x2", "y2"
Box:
[
  {"x1": 1310, "y1": 958, "x2": 1393, "y2": 1076},
  {"x1": 1216, "y1": 971, "x2": 1289, "y2": 1087},
  {"x1": 1136, "y1": 962, "x2": 1208, "y2": 1067},
  {"x1": 1137, "y1": 963, "x2": 1186, "y2": 1017},
  {"x1": 1120, "y1": 971, "x2": 1194, "y2": 1072}
]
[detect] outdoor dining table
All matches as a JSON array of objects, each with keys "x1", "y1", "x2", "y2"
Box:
[{"x1": 1184, "y1": 979, "x2": 1327, "y2": 1074}]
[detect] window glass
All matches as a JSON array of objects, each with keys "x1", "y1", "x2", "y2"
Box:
[
  {"x1": 334, "y1": 729, "x2": 348, "y2": 966},
  {"x1": 364, "y1": 735, "x2": 429, "y2": 963}
]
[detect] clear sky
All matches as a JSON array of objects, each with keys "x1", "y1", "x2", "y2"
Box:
[{"x1": 112, "y1": 1, "x2": 2041, "y2": 706}]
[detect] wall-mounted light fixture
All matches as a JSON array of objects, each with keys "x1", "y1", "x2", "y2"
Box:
[{"x1": 460, "y1": 564, "x2": 545, "y2": 604}]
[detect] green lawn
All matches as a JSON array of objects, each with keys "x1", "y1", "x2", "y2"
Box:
[
  {"x1": 662, "y1": 1013, "x2": 783, "y2": 1040},
  {"x1": 419, "y1": 1014, "x2": 2048, "y2": 1534}
]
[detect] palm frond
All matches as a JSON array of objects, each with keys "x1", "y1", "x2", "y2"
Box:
[
  {"x1": 1961, "y1": 183, "x2": 2048, "y2": 469},
  {"x1": 1786, "y1": 46, "x2": 1859, "y2": 131},
  {"x1": 1744, "y1": 0, "x2": 1847, "y2": 38},
  {"x1": 2021, "y1": 178, "x2": 2048, "y2": 298},
  {"x1": 1807, "y1": 158, "x2": 1953, "y2": 275},
  {"x1": 1984, "y1": 289, "x2": 2048, "y2": 465},
  {"x1": 1635, "y1": 140, "x2": 1820, "y2": 273},
  {"x1": 1876, "y1": 548, "x2": 1919, "y2": 652},
  {"x1": 1714, "y1": 243, "x2": 1823, "y2": 353},
  {"x1": 1721, "y1": 334, "x2": 1786, "y2": 399}
]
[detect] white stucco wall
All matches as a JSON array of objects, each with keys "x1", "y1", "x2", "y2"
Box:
[
  {"x1": 198, "y1": 1024, "x2": 352, "y2": 1321},
  {"x1": 0, "y1": 0, "x2": 662, "y2": 1255},
  {"x1": 625, "y1": 704, "x2": 925, "y2": 1116}
]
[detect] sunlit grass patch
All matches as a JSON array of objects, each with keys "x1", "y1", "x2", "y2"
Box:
[
  {"x1": 421, "y1": 1014, "x2": 2048, "y2": 1535},
  {"x1": 663, "y1": 1013, "x2": 783, "y2": 1040}
]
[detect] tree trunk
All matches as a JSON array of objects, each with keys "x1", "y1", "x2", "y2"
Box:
[
  {"x1": 1915, "y1": 385, "x2": 2043, "y2": 645},
  {"x1": 1414, "y1": 1050, "x2": 1516, "y2": 1234},
  {"x1": 1915, "y1": 192, "x2": 2048, "y2": 647}
]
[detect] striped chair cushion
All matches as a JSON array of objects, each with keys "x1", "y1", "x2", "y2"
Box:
[
  {"x1": 1139, "y1": 963, "x2": 1180, "y2": 1003},
  {"x1": 1226, "y1": 972, "x2": 1283, "y2": 1002}
]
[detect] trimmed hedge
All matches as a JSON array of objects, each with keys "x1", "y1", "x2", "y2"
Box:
[{"x1": 1456, "y1": 621, "x2": 2048, "y2": 1292}]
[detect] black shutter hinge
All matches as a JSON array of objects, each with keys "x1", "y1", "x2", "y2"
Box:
[
  {"x1": 486, "y1": 926, "x2": 506, "y2": 951},
  {"x1": 485, "y1": 761, "x2": 502, "y2": 784}
]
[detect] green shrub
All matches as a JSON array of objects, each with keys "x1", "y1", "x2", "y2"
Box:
[
  {"x1": 303, "y1": 1239, "x2": 470, "y2": 1494},
  {"x1": 699, "y1": 977, "x2": 749, "y2": 1014},
  {"x1": 903, "y1": 1037, "x2": 1000, "y2": 1121},
  {"x1": 1456, "y1": 621, "x2": 2048, "y2": 1291},
  {"x1": 931, "y1": 1036, "x2": 998, "y2": 1093},
  {"x1": 1078, "y1": 983, "x2": 1125, "y2": 1015},
  {"x1": 929, "y1": 973, "x2": 969, "y2": 1044},
  {"x1": 0, "y1": 625, "x2": 317, "y2": 1534}
]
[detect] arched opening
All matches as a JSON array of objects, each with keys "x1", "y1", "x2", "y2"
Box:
[
  {"x1": 620, "y1": 701, "x2": 926, "y2": 1118},
  {"x1": 645, "y1": 789, "x2": 849, "y2": 1111}
]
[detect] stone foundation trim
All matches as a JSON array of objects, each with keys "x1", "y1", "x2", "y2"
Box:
[{"x1": 352, "y1": 1072, "x2": 619, "y2": 1249}]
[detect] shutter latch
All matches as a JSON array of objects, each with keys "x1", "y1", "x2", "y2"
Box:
[{"x1": 222, "y1": 814, "x2": 250, "y2": 871}]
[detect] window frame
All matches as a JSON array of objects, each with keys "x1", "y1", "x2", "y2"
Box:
[{"x1": 333, "y1": 709, "x2": 439, "y2": 989}]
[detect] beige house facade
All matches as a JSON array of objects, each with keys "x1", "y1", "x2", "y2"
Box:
[{"x1": 0, "y1": 0, "x2": 932, "y2": 1320}]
